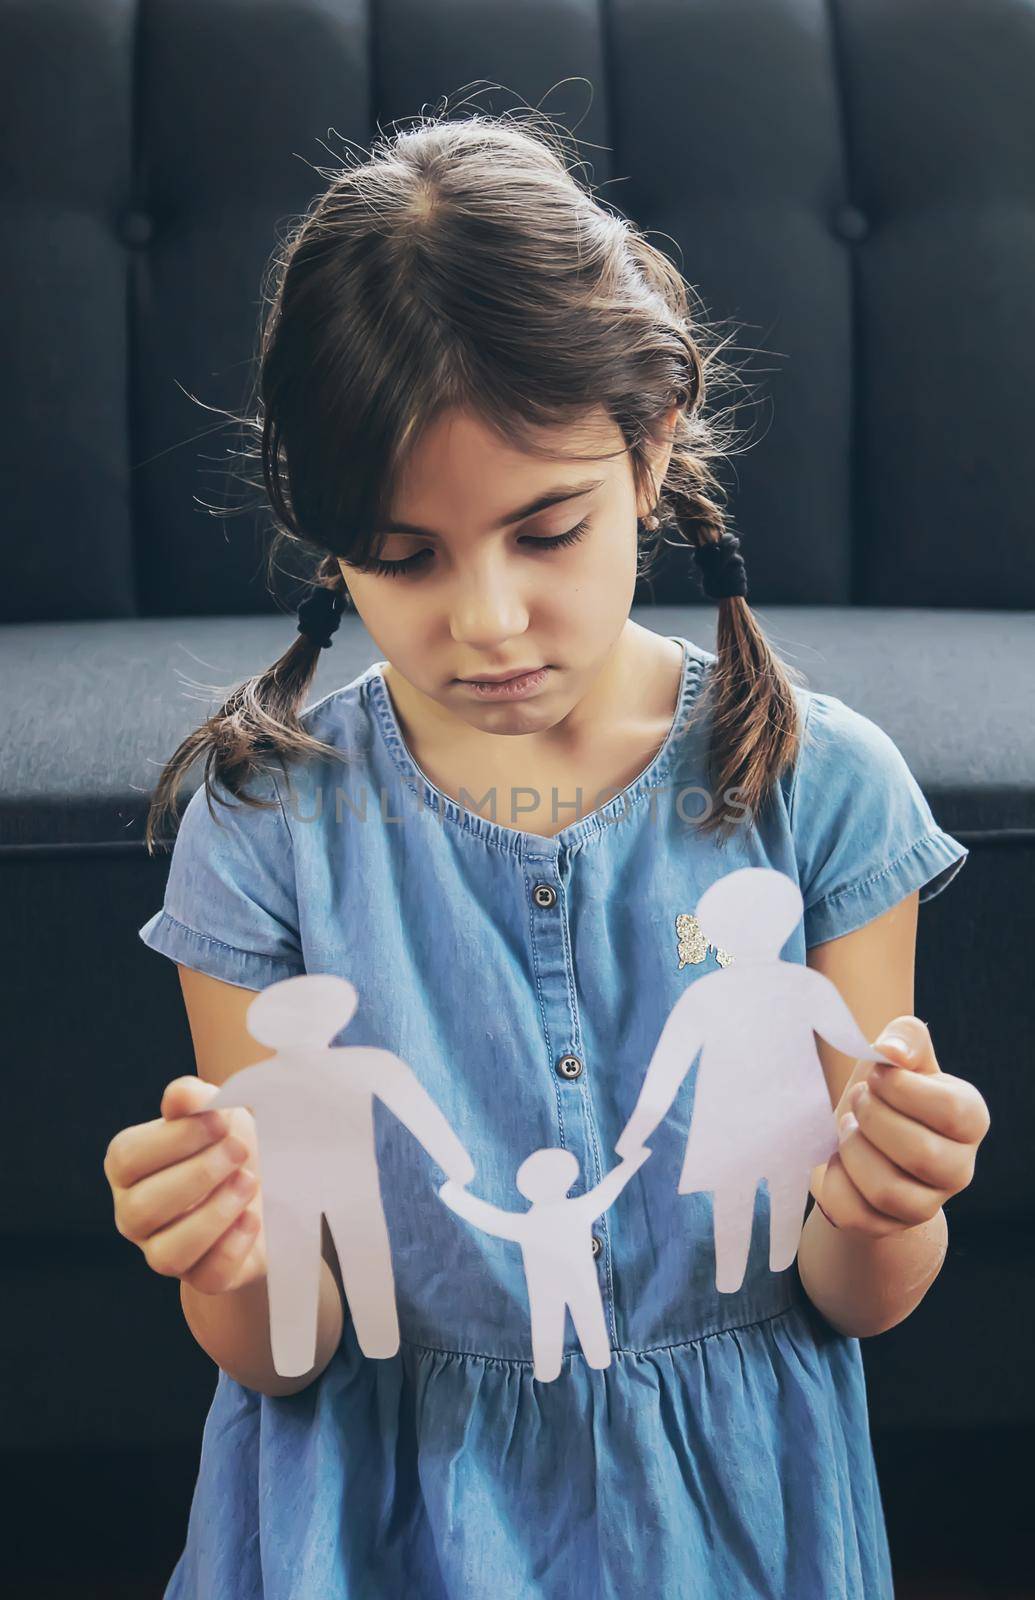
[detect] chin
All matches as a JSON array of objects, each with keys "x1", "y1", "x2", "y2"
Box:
[{"x1": 464, "y1": 698, "x2": 557, "y2": 732}]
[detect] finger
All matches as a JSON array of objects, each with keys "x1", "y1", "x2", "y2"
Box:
[
  {"x1": 836, "y1": 1114, "x2": 947, "y2": 1225},
  {"x1": 874, "y1": 1018, "x2": 940, "y2": 1074},
  {"x1": 118, "y1": 1136, "x2": 252, "y2": 1244},
  {"x1": 180, "y1": 1207, "x2": 262, "y2": 1295},
  {"x1": 814, "y1": 1152, "x2": 904, "y2": 1236},
  {"x1": 849, "y1": 1082, "x2": 976, "y2": 1193},
  {"x1": 866, "y1": 1066, "x2": 991, "y2": 1144},
  {"x1": 141, "y1": 1166, "x2": 258, "y2": 1278},
  {"x1": 105, "y1": 1108, "x2": 240, "y2": 1191}
]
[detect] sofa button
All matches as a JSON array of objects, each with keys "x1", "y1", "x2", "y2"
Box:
[
  {"x1": 832, "y1": 203, "x2": 870, "y2": 243},
  {"x1": 119, "y1": 209, "x2": 155, "y2": 248}
]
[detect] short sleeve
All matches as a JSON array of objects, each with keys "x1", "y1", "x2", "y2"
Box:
[
  {"x1": 789, "y1": 691, "x2": 969, "y2": 948},
  {"x1": 138, "y1": 769, "x2": 304, "y2": 991}
]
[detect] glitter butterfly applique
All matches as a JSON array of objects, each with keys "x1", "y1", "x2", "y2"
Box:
[{"x1": 675, "y1": 912, "x2": 734, "y2": 971}]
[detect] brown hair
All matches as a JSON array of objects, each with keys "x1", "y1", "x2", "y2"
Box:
[{"x1": 145, "y1": 102, "x2": 804, "y2": 854}]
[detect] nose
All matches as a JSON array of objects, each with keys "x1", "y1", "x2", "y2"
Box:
[{"x1": 448, "y1": 552, "x2": 532, "y2": 651}]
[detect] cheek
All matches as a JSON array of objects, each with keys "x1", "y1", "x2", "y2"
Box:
[
  {"x1": 336, "y1": 578, "x2": 421, "y2": 660},
  {"x1": 342, "y1": 572, "x2": 407, "y2": 616},
  {"x1": 575, "y1": 518, "x2": 639, "y2": 599}
]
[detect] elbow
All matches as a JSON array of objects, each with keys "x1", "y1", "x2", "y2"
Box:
[
  {"x1": 799, "y1": 1267, "x2": 942, "y2": 1341},
  {"x1": 255, "y1": 1367, "x2": 325, "y2": 1399},
  {"x1": 800, "y1": 1284, "x2": 903, "y2": 1340},
  {"x1": 210, "y1": 1347, "x2": 333, "y2": 1399},
  {"x1": 241, "y1": 1338, "x2": 339, "y2": 1397},
  {"x1": 830, "y1": 1306, "x2": 910, "y2": 1340}
]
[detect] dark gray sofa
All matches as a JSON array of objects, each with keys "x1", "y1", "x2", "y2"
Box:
[{"x1": 3, "y1": 0, "x2": 1032, "y2": 1590}]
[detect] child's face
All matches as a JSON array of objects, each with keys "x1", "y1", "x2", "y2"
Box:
[{"x1": 338, "y1": 403, "x2": 675, "y2": 740}]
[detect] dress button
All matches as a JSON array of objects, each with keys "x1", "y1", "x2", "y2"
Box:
[
  {"x1": 556, "y1": 1055, "x2": 583, "y2": 1081},
  {"x1": 591, "y1": 1235, "x2": 603, "y2": 1259},
  {"x1": 532, "y1": 883, "x2": 557, "y2": 908}
]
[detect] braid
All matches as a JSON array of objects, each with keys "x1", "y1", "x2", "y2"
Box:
[
  {"x1": 143, "y1": 554, "x2": 355, "y2": 854},
  {"x1": 656, "y1": 474, "x2": 804, "y2": 841}
]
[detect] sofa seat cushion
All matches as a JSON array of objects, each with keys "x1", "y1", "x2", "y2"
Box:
[{"x1": 0, "y1": 605, "x2": 1030, "y2": 849}]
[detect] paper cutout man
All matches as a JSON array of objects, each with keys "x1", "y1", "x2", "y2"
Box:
[
  {"x1": 439, "y1": 1146, "x2": 650, "y2": 1382},
  {"x1": 615, "y1": 867, "x2": 894, "y2": 1294},
  {"x1": 208, "y1": 974, "x2": 475, "y2": 1376}
]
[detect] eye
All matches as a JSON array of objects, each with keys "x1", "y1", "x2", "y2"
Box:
[
  {"x1": 358, "y1": 518, "x2": 592, "y2": 578},
  {"x1": 534, "y1": 517, "x2": 591, "y2": 554},
  {"x1": 360, "y1": 549, "x2": 432, "y2": 578}
]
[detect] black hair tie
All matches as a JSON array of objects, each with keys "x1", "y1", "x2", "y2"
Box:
[
  {"x1": 296, "y1": 585, "x2": 344, "y2": 649},
  {"x1": 691, "y1": 531, "x2": 748, "y2": 602}
]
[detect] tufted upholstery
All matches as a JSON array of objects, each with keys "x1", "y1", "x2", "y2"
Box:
[{"x1": 2, "y1": 0, "x2": 1032, "y2": 1588}]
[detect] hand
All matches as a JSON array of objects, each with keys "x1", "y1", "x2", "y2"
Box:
[
  {"x1": 812, "y1": 1016, "x2": 990, "y2": 1236},
  {"x1": 104, "y1": 1076, "x2": 268, "y2": 1295},
  {"x1": 615, "y1": 1125, "x2": 651, "y2": 1162},
  {"x1": 450, "y1": 1152, "x2": 476, "y2": 1186}
]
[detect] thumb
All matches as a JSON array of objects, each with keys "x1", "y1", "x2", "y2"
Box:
[
  {"x1": 872, "y1": 1015, "x2": 940, "y2": 1075},
  {"x1": 160, "y1": 1074, "x2": 227, "y2": 1125}
]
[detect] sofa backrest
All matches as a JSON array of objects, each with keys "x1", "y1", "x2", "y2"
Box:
[{"x1": 3, "y1": 0, "x2": 1032, "y2": 623}]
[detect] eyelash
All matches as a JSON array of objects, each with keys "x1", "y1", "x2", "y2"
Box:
[{"x1": 359, "y1": 518, "x2": 592, "y2": 579}]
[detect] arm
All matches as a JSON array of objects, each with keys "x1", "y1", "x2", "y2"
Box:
[
  {"x1": 174, "y1": 966, "x2": 344, "y2": 1397},
  {"x1": 798, "y1": 897, "x2": 943, "y2": 1336},
  {"x1": 438, "y1": 1179, "x2": 525, "y2": 1242},
  {"x1": 180, "y1": 1246, "x2": 345, "y2": 1400},
  {"x1": 576, "y1": 1148, "x2": 652, "y2": 1221},
  {"x1": 377, "y1": 1054, "x2": 475, "y2": 1183},
  {"x1": 616, "y1": 988, "x2": 704, "y2": 1157},
  {"x1": 806, "y1": 966, "x2": 893, "y2": 1066}
]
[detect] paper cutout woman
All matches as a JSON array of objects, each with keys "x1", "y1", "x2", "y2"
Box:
[
  {"x1": 439, "y1": 1146, "x2": 650, "y2": 1382},
  {"x1": 209, "y1": 974, "x2": 475, "y2": 1376},
  {"x1": 615, "y1": 867, "x2": 892, "y2": 1294}
]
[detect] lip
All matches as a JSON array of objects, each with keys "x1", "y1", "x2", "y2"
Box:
[
  {"x1": 458, "y1": 666, "x2": 544, "y2": 684},
  {"x1": 458, "y1": 666, "x2": 551, "y2": 700}
]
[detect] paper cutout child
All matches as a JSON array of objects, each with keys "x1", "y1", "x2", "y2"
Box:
[
  {"x1": 615, "y1": 867, "x2": 894, "y2": 1294},
  {"x1": 439, "y1": 1146, "x2": 650, "y2": 1382},
  {"x1": 208, "y1": 973, "x2": 475, "y2": 1376}
]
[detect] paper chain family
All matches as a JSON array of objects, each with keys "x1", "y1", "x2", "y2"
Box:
[{"x1": 208, "y1": 867, "x2": 893, "y2": 1381}]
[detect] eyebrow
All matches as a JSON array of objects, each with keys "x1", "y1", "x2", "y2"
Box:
[{"x1": 377, "y1": 477, "x2": 606, "y2": 539}]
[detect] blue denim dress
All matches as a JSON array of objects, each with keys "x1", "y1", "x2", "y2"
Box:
[{"x1": 138, "y1": 635, "x2": 969, "y2": 1599}]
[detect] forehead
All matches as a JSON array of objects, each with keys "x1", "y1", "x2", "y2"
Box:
[{"x1": 390, "y1": 404, "x2": 625, "y2": 516}]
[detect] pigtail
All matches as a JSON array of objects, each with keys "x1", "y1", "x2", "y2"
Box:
[
  {"x1": 658, "y1": 467, "x2": 806, "y2": 845},
  {"x1": 143, "y1": 557, "x2": 353, "y2": 855},
  {"x1": 704, "y1": 579, "x2": 805, "y2": 842}
]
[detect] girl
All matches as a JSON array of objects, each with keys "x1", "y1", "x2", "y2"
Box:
[{"x1": 104, "y1": 110, "x2": 990, "y2": 1598}]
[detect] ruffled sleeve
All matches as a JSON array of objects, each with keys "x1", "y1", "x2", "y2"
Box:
[
  {"x1": 138, "y1": 768, "x2": 304, "y2": 990},
  {"x1": 789, "y1": 691, "x2": 969, "y2": 948}
]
